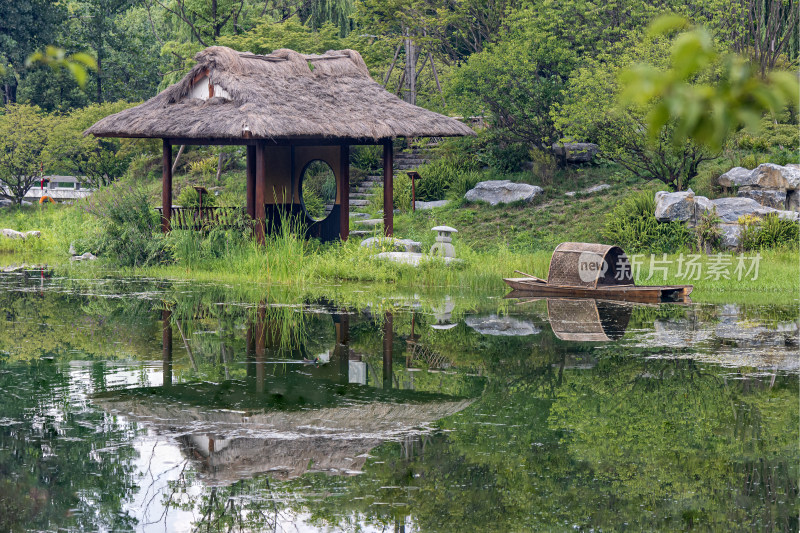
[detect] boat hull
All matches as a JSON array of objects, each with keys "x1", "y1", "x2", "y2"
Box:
[{"x1": 503, "y1": 278, "x2": 693, "y2": 304}]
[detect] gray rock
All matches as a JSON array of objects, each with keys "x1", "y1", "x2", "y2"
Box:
[
  {"x1": 583, "y1": 183, "x2": 611, "y2": 194},
  {"x1": 360, "y1": 236, "x2": 422, "y2": 253},
  {"x1": 373, "y1": 251, "x2": 461, "y2": 266},
  {"x1": 738, "y1": 187, "x2": 787, "y2": 209},
  {"x1": 717, "y1": 167, "x2": 753, "y2": 188},
  {"x1": 465, "y1": 315, "x2": 540, "y2": 336},
  {"x1": 564, "y1": 191, "x2": 576, "y2": 197},
  {"x1": 719, "y1": 223, "x2": 741, "y2": 249},
  {"x1": 552, "y1": 142, "x2": 600, "y2": 163},
  {"x1": 0, "y1": 229, "x2": 41, "y2": 239},
  {"x1": 748, "y1": 163, "x2": 800, "y2": 190},
  {"x1": 415, "y1": 200, "x2": 449, "y2": 210},
  {"x1": 70, "y1": 252, "x2": 97, "y2": 262},
  {"x1": 464, "y1": 180, "x2": 544, "y2": 205},
  {"x1": 355, "y1": 218, "x2": 383, "y2": 227},
  {"x1": 711, "y1": 197, "x2": 785, "y2": 222},
  {"x1": 0, "y1": 199, "x2": 12, "y2": 207},
  {"x1": 654, "y1": 189, "x2": 698, "y2": 222},
  {"x1": 349, "y1": 212, "x2": 369, "y2": 219}
]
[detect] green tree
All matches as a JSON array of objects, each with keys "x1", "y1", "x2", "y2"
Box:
[
  {"x1": 0, "y1": 0, "x2": 66, "y2": 104},
  {"x1": 48, "y1": 101, "x2": 138, "y2": 188},
  {"x1": 621, "y1": 16, "x2": 800, "y2": 152},
  {"x1": 0, "y1": 105, "x2": 52, "y2": 205},
  {"x1": 555, "y1": 32, "x2": 715, "y2": 190},
  {"x1": 446, "y1": 12, "x2": 575, "y2": 149}
]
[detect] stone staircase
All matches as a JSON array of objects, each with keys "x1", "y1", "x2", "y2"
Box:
[
  {"x1": 347, "y1": 143, "x2": 437, "y2": 237},
  {"x1": 394, "y1": 146, "x2": 432, "y2": 171},
  {"x1": 349, "y1": 173, "x2": 383, "y2": 237}
]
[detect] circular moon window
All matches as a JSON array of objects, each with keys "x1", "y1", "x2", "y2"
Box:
[{"x1": 300, "y1": 160, "x2": 337, "y2": 221}]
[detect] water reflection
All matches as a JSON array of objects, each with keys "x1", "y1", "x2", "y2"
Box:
[
  {"x1": 98, "y1": 304, "x2": 477, "y2": 487},
  {"x1": 0, "y1": 273, "x2": 797, "y2": 531},
  {"x1": 546, "y1": 298, "x2": 632, "y2": 341}
]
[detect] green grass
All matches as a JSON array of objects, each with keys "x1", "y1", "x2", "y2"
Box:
[{"x1": 1, "y1": 180, "x2": 797, "y2": 305}]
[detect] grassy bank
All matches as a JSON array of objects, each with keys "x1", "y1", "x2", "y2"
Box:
[{"x1": 1, "y1": 203, "x2": 797, "y2": 305}]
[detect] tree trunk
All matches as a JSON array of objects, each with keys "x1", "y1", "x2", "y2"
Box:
[
  {"x1": 95, "y1": 48, "x2": 103, "y2": 103},
  {"x1": 403, "y1": 32, "x2": 419, "y2": 105}
]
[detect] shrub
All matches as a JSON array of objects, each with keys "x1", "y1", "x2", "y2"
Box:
[
  {"x1": 393, "y1": 172, "x2": 412, "y2": 212},
  {"x1": 188, "y1": 156, "x2": 217, "y2": 178},
  {"x1": 415, "y1": 158, "x2": 463, "y2": 201},
  {"x1": 448, "y1": 171, "x2": 482, "y2": 199},
  {"x1": 478, "y1": 141, "x2": 530, "y2": 173},
  {"x1": 602, "y1": 191, "x2": 691, "y2": 253},
  {"x1": 176, "y1": 186, "x2": 216, "y2": 208},
  {"x1": 739, "y1": 213, "x2": 799, "y2": 251},
  {"x1": 734, "y1": 118, "x2": 799, "y2": 153},
  {"x1": 693, "y1": 208, "x2": 722, "y2": 254},
  {"x1": 351, "y1": 145, "x2": 382, "y2": 171},
  {"x1": 84, "y1": 185, "x2": 171, "y2": 267}
]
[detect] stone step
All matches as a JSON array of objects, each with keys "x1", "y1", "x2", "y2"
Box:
[
  {"x1": 354, "y1": 218, "x2": 383, "y2": 227},
  {"x1": 350, "y1": 192, "x2": 370, "y2": 199},
  {"x1": 394, "y1": 155, "x2": 431, "y2": 162},
  {"x1": 352, "y1": 186, "x2": 376, "y2": 193},
  {"x1": 349, "y1": 230, "x2": 374, "y2": 238},
  {"x1": 350, "y1": 199, "x2": 370, "y2": 207},
  {"x1": 349, "y1": 212, "x2": 370, "y2": 219}
]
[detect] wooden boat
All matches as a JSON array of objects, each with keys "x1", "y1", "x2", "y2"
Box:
[{"x1": 504, "y1": 242, "x2": 693, "y2": 304}]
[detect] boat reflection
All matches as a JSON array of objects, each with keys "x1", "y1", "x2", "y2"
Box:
[{"x1": 546, "y1": 298, "x2": 633, "y2": 341}]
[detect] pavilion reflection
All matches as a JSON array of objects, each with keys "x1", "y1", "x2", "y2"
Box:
[{"x1": 96, "y1": 304, "x2": 476, "y2": 486}]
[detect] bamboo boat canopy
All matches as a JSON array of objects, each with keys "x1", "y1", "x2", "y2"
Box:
[{"x1": 85, "y1": 46, "x2": 475, "y2": 142}]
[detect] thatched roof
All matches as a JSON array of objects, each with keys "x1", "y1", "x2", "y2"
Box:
[{"x1": 86, "y1": 46, "x2": 475, "y2": 141}]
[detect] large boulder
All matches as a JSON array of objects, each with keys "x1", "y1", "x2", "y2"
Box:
[
  {"x1": 717, "y1": 167, "x2": 753, "y2": 188},
  {"x1": 737, "y1": 188, "x2": 787, "y2": 209},
  {"x1": 710, "y1": 197, "x2": 789, "y2": 222},
  {"x1": 748, "y1": 163, "x2": 800, "y2": 190},
  {"x1": 551, "y1": 142, "x2": 600, "y2": 163},
  {"x1": 464, "y1": 180, "x2": 544, "y2": 205},
  {"x1": 654, "y1": 190, "x2": 698, "y2": 222}
]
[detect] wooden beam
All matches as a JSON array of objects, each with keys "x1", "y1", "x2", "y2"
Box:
[
  {"x1": 383, "y1": 139, "x2": 393, "y2": 236},
  {"x1": 255, "y1": 141, "x2": 267, "y2": 244},
  {"x1": 161, "y1": 139, "x2": 172, "y2": 233},
  {"x1": 163, "y1": 136, "x2": 387, "y2": 147},
  {"x1": 339, "y1": 144, "x2": 350, "y2": 241},
  {"x1": 246, "y1": 145, "x2": 256, "y2": 219}
]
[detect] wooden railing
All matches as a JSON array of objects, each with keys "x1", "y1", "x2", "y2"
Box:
[{"x1": 155, "y1": 206, "x2": 241, "y2": 230}]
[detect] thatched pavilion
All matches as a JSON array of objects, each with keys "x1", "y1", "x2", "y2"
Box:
[{"x1": 86, "y1": 46, "x2": 474, "y2": 242}]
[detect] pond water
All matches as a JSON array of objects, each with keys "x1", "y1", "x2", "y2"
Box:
[{"x1": 0, "y1": 271, "x2": 797, "y2": 532}]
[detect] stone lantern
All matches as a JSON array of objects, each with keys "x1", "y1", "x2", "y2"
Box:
[{"x1": 430, "y1": 225, "x2": 457, "y2": 258}]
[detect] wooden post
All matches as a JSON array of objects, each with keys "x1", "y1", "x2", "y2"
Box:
[
  {"x1": 255, "y1": 305, "x2": 265, "y2": 394},
  {"x1": 162, "y1": 309, "x2": 172, "y2": 387},
  {"x1": 161, "y1": 139, "x2": 172, "y2": 233},
  {"x1": 246, "y1": 145, "x2": 256, "y2": 219},
  {"x1": 408, "y1": 171, "x2": 420, "y2": 212},
  {"x1": 255, "y1": 141, "x2": 266, "y2": 244},
  {"x1": 340, "y1": 144, "x2": 350, "y2": 241},
  {"x1": 383, "y1": 139, "x2": 393, "y2": 236},
  {"x1": 383, "y1": 311, "x2": 393, "y2": 389}
]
